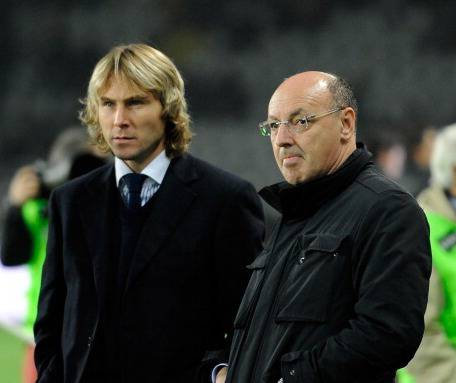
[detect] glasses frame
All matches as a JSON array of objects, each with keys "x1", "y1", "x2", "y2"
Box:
[{"x1": 258, "y1": 106, "x2": 345, "y2": 137}]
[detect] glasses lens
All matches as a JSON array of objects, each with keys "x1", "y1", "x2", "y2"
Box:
[
  {"x1": 291, "y1": 117, "x2": 308, "y2": 133},
  {"x1": 259, "y1": 123, "x2": 271, "y2": 137}
]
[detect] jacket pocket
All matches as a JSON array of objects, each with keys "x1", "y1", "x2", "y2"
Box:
[
  {"x1": 233, "y1": 250, "x2": 269, "y2": 328},
  {"x1": 275, "y1": 234, "x2": 348, "y2": 323}
]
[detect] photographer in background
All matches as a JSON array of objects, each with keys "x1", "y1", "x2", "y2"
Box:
[{"x1": 0, "y1": 127, "x2": 107, "y2": 383}]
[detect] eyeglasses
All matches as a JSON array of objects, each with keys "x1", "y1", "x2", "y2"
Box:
[{"x1": 258, "y1": 107, "x2": 344, "y2": 137}]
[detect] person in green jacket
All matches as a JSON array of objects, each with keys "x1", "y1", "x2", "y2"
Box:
[
  {"x1": 1, "y1": 127, "x2": 107, "y2": 383},
  {"x1": 398, "y1": 123, "x2": 456, "y2": 383}
]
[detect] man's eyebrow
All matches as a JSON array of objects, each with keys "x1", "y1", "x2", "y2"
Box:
[
  {"x1": 126, "y1": 95, "x2": 149, "y2": 101},
  {"x1": 99, "y1": 95, "x2": 149, "y2": 101},
  {"x1": 289, "y1": 108, "x2": 307, "y2": 118},
  {"x1": 268, "y1": 108, "x2": 306, "y2": 121}
]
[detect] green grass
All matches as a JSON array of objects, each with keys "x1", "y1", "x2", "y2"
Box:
[{"x1": 0, "y1": 326, "x2": 24, "y2": 383}]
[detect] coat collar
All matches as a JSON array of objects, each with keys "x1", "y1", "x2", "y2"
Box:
[
  {"x1": 77, "y1": 164, "x2": 117, "y2": 304},
  {"x1": 259, "y1": 143, "x2": 373, "y2": 220}
]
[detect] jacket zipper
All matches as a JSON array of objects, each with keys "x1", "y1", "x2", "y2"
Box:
[
  {"x1": 228, "y1": 218, "x2": 282, "y2": 382},
  {"x1": 249, "y1": 228, "x2": 302, "y2": 382}
]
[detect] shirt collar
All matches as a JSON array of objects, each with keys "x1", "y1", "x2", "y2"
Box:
[{"x1": 115, "y1": 150, "x2": 171, "y2": 187}]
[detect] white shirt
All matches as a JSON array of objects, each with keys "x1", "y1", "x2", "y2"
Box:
[{"x1": 115, "y1": 150, "x2": 171, "y2": 206}]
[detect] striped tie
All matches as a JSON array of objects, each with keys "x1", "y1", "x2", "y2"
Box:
[{"x1": 120, "y1": 173, "x2": 148, "y2": 209}]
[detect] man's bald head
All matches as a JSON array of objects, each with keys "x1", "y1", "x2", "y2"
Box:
[
  {"x1": 272, "y1": 71, "x2": 358, "y2": 120},
  {"x1": 276, "y1": 71, "x2": 336, "y2": 93}
]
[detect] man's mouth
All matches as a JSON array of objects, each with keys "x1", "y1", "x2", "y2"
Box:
[
  {"x1": 113, "y1": 136, "x2": 135, "y2": 141},
  {"x1": 281, "y1": 154, "x2": 302, "y2": 166}
]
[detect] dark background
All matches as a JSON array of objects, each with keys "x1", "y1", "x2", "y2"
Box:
[{"x1": 2, "y1": 0, "x2": 456, "y2": 194}]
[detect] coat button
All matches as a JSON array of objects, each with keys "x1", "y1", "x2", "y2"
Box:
[
  {"x1": 289, "y1": 368, "x2": 296, "y2": 376},
  {"x1": 333, "y1": 252, "x2": 339, "y2": 257},
  {"x1": 298, "y1": 256, "x2": 306, "y2": 264},
  {"x1": 87, "y1": 336, "x2": 92, "y2": 348}
]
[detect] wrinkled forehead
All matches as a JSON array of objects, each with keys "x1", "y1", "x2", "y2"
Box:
[{"x1": 268, "y1": 78, "x2": 332, "y2": 119}]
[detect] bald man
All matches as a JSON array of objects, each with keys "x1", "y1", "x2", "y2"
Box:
[{"x1": 215, "y1": 72, "x2": 431, "y2": 383}]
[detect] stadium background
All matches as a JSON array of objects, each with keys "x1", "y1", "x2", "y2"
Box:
[{"x1": 1, "y1": 0, "x2": 456, "y2": 381}]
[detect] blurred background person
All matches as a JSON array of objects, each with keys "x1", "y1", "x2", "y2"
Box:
[
  {"x1": 397, "y1": 123, "x2": 456, "y2": 383},
  {"x1": 399, "y1": 126, "x2": 436, "y2": 196},
  {"x1": 0, "y1": 127, "x2": 108, "y2": 383},
  {"x1": 366, "y1": 125, "x2": 407, "y2": 181}
]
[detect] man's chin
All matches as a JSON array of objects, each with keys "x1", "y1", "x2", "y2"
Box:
[
  {"x1": 283, "y1": 175, "x2": 300, "y2": 185},
  {"x1": 282, "y1": 172, "x2": 312, "y2": 185},
  {"x1": 110, "y1": 149, "x2": 138, "y2": 161},
  {"x1": 281, "y1": 168, "x2": 301, "y2": 185}
]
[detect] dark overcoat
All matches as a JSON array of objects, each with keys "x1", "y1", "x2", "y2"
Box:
[{"x1": 34, "y1": 154, "x2": 264, "y2": 383}]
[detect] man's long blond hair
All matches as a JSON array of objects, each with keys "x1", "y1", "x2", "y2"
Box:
[{"x1": 79, "y1": 43, "x2": 192, "y2": 157}]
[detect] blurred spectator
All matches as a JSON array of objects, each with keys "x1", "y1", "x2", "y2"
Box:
[
  {"x1": 398, "y1": 123, "x2": 456, "y2": 383},
  {"x1": 366, "y1": 128, "x2": 407, "y2": 181},
  {"x1": 0, "y1": 127, "x2": 108, "y2": 383},
  {"x1": 399, "y1": 126, "x2": 436, "y2": 196}
]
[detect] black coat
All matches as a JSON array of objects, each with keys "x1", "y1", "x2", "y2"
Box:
[
  {"x1": 226, "y1": 148, "x2": 431, "y2": 383},
  {"x1": 34, "y1": 153, "x2": 265, "y2": 383}
]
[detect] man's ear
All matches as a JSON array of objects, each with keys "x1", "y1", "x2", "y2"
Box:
[{"x1": 340, "y1": 107, "x2": 356, "y2": 141}]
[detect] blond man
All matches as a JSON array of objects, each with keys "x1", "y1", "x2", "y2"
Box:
[{"x1": 34, "y1": 44, "x2": 264, "y2": 383}]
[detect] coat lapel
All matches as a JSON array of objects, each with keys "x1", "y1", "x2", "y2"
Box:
[
  {"x1": 78, "y1": 164, "x2": 117, "y2": 307},
  {"x1": 124, "y1": 154, "x2": 198, "y2": 293}
]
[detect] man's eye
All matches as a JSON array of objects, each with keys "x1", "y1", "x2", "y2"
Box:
[
  {"x1": 128, "y1": 99, "x2": 145, "y2": 106},
  {"x1": 269, "y1": 121, "x2": 280, "y2": 130},
  {"x1": 294, "y1": 118, "x2": 307, "y2": 126},
  {"x1": 102, "y1": 101, "x2": 114, "y2": 107}
]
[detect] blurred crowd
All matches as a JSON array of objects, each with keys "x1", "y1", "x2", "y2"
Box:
[{"x1": 367, "y1": 123, "x2": 436, "y2": 196}]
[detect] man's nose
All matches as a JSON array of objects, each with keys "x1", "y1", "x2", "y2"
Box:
[
  {"x1": 273, "y1": 123, "x2": 294, "y2": 147},
  {"x1": 114, "y1": 106, "x2": 129, "y2": 127}
]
